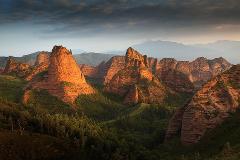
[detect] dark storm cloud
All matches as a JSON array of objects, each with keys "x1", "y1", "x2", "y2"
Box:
[{"x1": 1, "y1": 0, "x2": 240, "y2": 36}]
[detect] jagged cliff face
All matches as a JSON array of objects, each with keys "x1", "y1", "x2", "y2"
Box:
[
  {"x1": 104, "y1": 47, "x2": 168, "y2": 104},
  {"x1": 78, "y1": 49, "x2": 230, "y2": 96},
  {"x1": 3, "y1": 57, "x2": 31, "y2": 77},
  {"x1": 24, "y1": 46, "x2": 95, "y2": 105},
  {"x1": 97, "y1": 56, "x2": 125, "y2": 84},
  {"x1": 155, "y1": 57, "x2": 232, "y2": 92},
  {"x1": 165, "y1": 65, "x2": 240, "y2": 145},
  {"x1": 79, "y1": 64, "x2": 97, "y2": 78}
]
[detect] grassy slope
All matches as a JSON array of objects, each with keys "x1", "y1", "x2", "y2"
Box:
[{"x1": 0, "y1": 75, "x2": 26, "y2": 103}]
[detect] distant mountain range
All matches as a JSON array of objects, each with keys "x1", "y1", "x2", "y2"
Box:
[
  {"x1": 131, "y1": 40, "x2": 240, "y2": 64},
  {"x1": 74, "y1": 52, "x2": 115, "y2": 66}
]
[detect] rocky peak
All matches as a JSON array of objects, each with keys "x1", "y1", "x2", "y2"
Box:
[
  {"x1": 194, "y1": 57, "x2": 208, "y2": 62},
  {"x1": 125, "y1": 47, "x2": 148, "y2": 67},
  {"x1": 34, "y1": 52, "x2": 49, "y2": 66},
  {"x1": 24, "y1": 45, "x2": 95, "y2": 105},
  {"x1": 104, "y1": 48, "x2": 169, "y2": 105},
  {"x1": 48, "y1": 45, "x2": 86, "y2": 85}
]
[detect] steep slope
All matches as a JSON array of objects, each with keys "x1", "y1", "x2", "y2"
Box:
[
  {"x1": 165, "y1": 65, "x2": 240, "y2": 145},
  {"x1": 97, "y1": 56, "x2": 126, "y2": 84},
  {"x1": 24, "y1": 46, "x2": 95, "y2": 105},
  {"x1": 104, "y1": 47, "x2": 169, "y2": 104}
]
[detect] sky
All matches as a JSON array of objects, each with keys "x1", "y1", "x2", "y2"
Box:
[{"x1": 0, "y1": 0, "x2": 240, "y2": 56}]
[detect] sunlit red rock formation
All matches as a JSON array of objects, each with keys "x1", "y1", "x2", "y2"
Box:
[
  {"x1": 24, "y1": 46, "x2": 95, "y2": 105},
  {"x1": 3, "y1": 57, "x2": 31, "y2": 77},
  {"x1": 25, "y1": 52, "x2": 50, "y2": 81},
  {"x1": 165, "y1": 65, "x2": 240, "y2": 145},
  {"x1": 104, "y1": 47, "x2": 169, "y2": 104}
]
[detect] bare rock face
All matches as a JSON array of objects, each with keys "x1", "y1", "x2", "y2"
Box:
[
  {"x1": 156, "y1": 57, "x2": 232, "y2": 92},
  {"x1": 165, "y1": 65, "x2": 240, "y2": 145},
  {"x1": 79, "y1": 64, "x2": 97, "y2": 78},
  {"x1": 25, "y1": 46, "x2": 95, "y2": 105},
  {"x1": 125, "y1": 47, "x2": 148, "y2": 68},
  {"x1": 3, "y1": 57, "x2": 31, "y2": 77},
  {"x1": 25, "y1": 52, "x2": 50, "y2": 81},
  {"x1": 104, "y1": 47, "x2": 168, "y2": 104},
  {"x1": 48, "y1": 46, "x2": 87, "y2": 85},
  {"x1": 97, "y1": 56, "x2": 125, "y2": 84},
  {"x1": 34, "y1": 52, "x2": 49, "y2": 66}
]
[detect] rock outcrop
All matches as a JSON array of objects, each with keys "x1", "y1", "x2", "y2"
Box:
[
  {"x1": 34, "y1": 52, "x2": 49, "y2": 66},
  {"x1": 155, "y1": 57, "x2": 232, "y2": 92},
  {"x1": 165, "y1": 65, "x2": 240, "y2": 145},
  {"x1": 97, "y1": 56, "x2": 125, "y2": 84},
  {"x1": 79, "y1": 64, "x2": 97, "y2": 78},
  {"x1": 79, "y1": 56, "x2": 125, "y2": 84},
  {"x1": 25, "y1": 52, "x2": 50, "y2": 81},
  {"x1": 3, "y1": 57, "x2": 31, "y2": 77},
  {"x1": 104, "y1": 47, "x2": 169, "y2": 104},
  {"x1": 25, "y1": 46, "x2": 95, "y2": 105}
]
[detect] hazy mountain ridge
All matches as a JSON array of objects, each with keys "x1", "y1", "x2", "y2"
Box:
[
  {"x1": 132, "y1": 40, "x2": 240, "y2": 64},
  {"x1": 73, "y1": 52, "x2": 116, "y2": 66}
]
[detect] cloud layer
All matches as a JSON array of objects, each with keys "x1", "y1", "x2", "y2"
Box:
[{"x1": 1, "y1": 0, "x2": 240, "y2": 37}]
